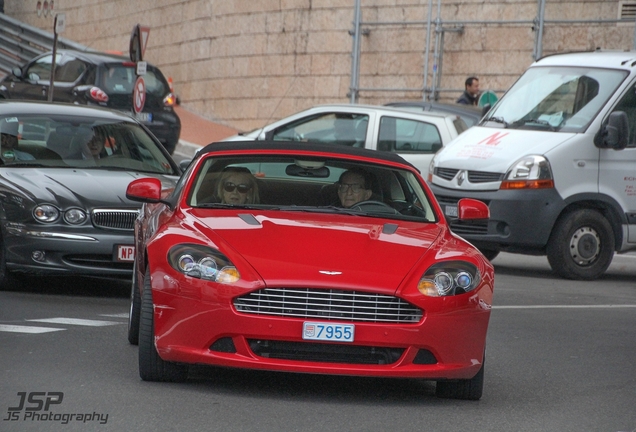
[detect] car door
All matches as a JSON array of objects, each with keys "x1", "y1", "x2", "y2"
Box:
[
  {"x1": 7, "y1": 54, "x2": 60, "y2": 101},
  {"x1": 266, "y1": 111, "x2": 373, "y2": 148},
  {"x1": 50, "y1": 54, "x2": 89, "y2": 103},
  {"x1": 602, "y1": 82, "x2": 636, "y2": 243},
  {"x1": 374, "y1": 115, "x2": 445, "y2": 174}
]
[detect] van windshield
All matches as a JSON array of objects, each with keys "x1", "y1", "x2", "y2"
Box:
[{"x1": 483, "y1": 66, "x2": 627, "y2": 133}]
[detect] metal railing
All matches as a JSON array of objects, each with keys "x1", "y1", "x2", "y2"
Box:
[{"x1": 0, "y1": 12, "x2": 87, "y2": 75}]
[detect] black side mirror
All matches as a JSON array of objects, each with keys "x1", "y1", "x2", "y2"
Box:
[
  {"x1": 11, "y1": 67, "x2": 22, "y2": 79},
  {"x1": 481, "y1": 104, "x2": 491, "y2": 117},
  {"x1": 595, "y1": 111, "x2": 629, "y2": 150}
]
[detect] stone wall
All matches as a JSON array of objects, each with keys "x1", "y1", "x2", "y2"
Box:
[{"x1": 5, "y1": 0, "x2": 635, "y2": 132}]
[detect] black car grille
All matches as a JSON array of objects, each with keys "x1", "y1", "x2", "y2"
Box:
[
  {"x1": 435, "y1": 167, "x2": 459, "y2": 180},
  {"x1": 468, "y1": 171, "x2": 505, "y2": 183},
  {"x1": 434, "y1": 168, "x2": 504, "y2": 183},
  {"x1": 92, "y1": 209, "x2": 139, "y2": 231},
  {"x1": 63, "y1": 254, "x2": 133, "y2": 270},
  {"x1": 449, "y1": 220, "x2": 489, "y2": 235},
  {"x1": 247, "y1": 340, "x2": 405, "y2": 365},
  {"x1": 234, "y1": 288, "x2": 423, "y2": 323}
]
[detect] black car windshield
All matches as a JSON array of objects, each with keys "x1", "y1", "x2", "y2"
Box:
[
  {"x1": 186, "y1": 155, "x2": 437, "y2": 223},
  {"x1": 483, "y1": 66, "x2": 628, "y2": 133},
  {"x1": 0, "y1": 114, "x2": 177, "y2": 174},
  {"x1": 102, "y1": 65, "x2": 168, "y2": 96}
]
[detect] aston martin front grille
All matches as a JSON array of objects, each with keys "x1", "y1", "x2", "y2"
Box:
[
  {"x1": 234, "y1": 288, "x2": 423, "y2": 323},
  {"x1": 92, "y1": 209, "x2": 139, "y2": 231}
]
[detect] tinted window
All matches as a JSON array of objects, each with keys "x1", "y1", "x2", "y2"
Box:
[
  {"x1": 54, "y1": 59, "x2": 87, "y2": 83},
  {"x1": 378, "y1": 116, "x2": 442, "y2": 154},
  {"x1": 25, "y1": 55, "x2": 60, "y2": 81},
  {"x1": 101, "y1": 65, "x2": 168, "y2": 96},
  {"x1": 271, "y1": 113, "x2": 369, "y2": 147},
  {"x1": 0, "y1": 114, "x2": 177, "y2": 175}
]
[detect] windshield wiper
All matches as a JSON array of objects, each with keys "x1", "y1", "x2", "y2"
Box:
[
  {"x1": 510, "y1": 118, "x2": 558, "y2": 131},
  {"x1": 486, "y1": 116, "x2": 509, "y2": 128}
]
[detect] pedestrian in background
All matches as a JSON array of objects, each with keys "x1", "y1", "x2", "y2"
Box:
[{"x1": 457, "y1": 76, "x2": 480, "y2": 105}]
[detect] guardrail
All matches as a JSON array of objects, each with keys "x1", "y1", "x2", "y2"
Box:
[{"x1": 0, "y1": 12, "x2": 88, "y2": 75}]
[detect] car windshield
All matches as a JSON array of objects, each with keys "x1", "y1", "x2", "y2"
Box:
[
  {"x1": 483, "y1": 66, "x2": 627, "y2": 132},
  {"x1": 102, "y1": 65, "x2": 168, "y2": 96},
  {"x1": 186, "y1": 155, "x2": 437, "y2": 223},
  {"x1": 0, "y1": 114, "x2": 177, "y2": 174}
]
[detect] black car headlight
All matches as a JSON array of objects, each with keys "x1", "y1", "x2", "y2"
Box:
[
  {"x1": 63, "y1": 208, "x2": 87, "y2": 225},
  {"x1": 168, "y1": 244, "x2": 240, "y2": 283},
  {"x1": 33, "y1": 204, "x2": 60, "y2": 223},
  {"x1": 417, "y1": 261, "x2": 480, "y2": 297}
]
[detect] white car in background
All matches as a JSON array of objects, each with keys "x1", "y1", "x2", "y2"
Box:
[{"x1": 223, "y1": 104, "x2": 469, "y2": 173}]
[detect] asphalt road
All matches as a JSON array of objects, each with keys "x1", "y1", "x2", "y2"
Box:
[{"x1": 1, "y1": 253, "x2": 635, "y2": 432}]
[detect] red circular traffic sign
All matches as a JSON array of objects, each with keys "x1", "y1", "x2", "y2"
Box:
[{"x1": 133, "y1": 76, "x2": 146, "y2": 114}]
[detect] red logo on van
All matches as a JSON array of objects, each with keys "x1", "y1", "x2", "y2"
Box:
[{"x1": 478, "y1": 132, "x2": 509, "y2": 146}]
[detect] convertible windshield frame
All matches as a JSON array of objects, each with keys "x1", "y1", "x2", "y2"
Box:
[{"x1": 186, "y1": 155, "x2": 438, "y2": 223}]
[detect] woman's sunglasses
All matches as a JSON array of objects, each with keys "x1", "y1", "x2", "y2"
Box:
[{"x1": 223, "y1": 182, "x2": 251, "y2": 194}]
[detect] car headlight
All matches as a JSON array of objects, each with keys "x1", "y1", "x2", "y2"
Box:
[
  {"x1": 417, "y1": 261, "x2": 480, "y2": 297},
  {"x1": 168, "y1": 244, "x2": 240, "y2": 283},
  {"x1": 33, "y1": 204, "x2": 60, "y2": 223},
  {"x1": 63, "y1": 208, "x2": 87, "y2": 225},
  {"x1": 500, "y1": 155, "x2": 554, "y2": 189}
]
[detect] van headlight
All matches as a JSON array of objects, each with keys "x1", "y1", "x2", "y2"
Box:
[{"x1": 500, "y1": 155, "x2": 554, "y2": 189}]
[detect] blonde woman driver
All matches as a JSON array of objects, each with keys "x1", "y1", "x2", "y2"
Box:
[{"x1": 216, "y1": 167, "x2": 259, "y2": 205}]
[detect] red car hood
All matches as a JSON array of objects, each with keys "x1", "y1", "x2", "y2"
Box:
[{"x1": 190, "y1": 211, "x2": 443, "y2": 293}]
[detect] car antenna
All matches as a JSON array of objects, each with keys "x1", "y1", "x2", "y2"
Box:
[{"x1": 259, "y1": 75, "x2": 298, "y2": 134}]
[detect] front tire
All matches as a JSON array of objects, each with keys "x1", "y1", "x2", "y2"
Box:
[
  {"x1": 546, "y1": 209, "x2": 614, "y2": 280},
  {"x1": 127, "y1": 261, "x2": 141, "y2": 345},
  {"x1": 138, "y1": 266, "x2": 188, "y2": 382},
  {"x1": 436, "y1": 361, "x2": 485, "y2": 400}
]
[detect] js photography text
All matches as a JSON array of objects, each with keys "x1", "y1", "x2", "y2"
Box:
[{"x1": 3, "y1": 391, "x2": 108, "y2": 425}]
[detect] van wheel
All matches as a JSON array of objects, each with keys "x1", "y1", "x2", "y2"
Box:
[
  {"x1": 139, "y1": 266, "x2": 189, "y2": 382},
  {"x1": 546, "y1": 209, "x2": 614, "y2": 280}
]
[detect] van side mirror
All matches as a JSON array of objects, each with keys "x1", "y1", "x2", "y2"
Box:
[
  {"x1": 595, "y1": 111, "x2": 628, "y2": 150},
  {"x1": 11, "y1": 67, "x2": 23, "y2": 79},
  {"x1": 481, "y1": 104, "x2": 491, "y2": 117}
]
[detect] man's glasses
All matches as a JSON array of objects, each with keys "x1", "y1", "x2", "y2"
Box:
[
  {"x1": 337, "y1": 183, "x2": 365, "y2": 193},
  {"x1": 223, "y1": 182, "x2": 251, "y2": 194}
]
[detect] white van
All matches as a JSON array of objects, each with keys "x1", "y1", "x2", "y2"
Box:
[{"x1": 428, "y1": 50, "x2": 636, "y2": 280}]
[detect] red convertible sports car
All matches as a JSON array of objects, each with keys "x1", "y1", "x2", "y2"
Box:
[{"x1": 126, "y1": 141, "x2": 494, "y2": 400}]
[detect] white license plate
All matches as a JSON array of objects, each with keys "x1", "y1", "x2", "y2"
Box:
[
  {"x1": 445, "y1": 205, "x2": 458, "y2": 217},
  {"x1": 302, "y1": 322, "x2": 354, "y2": 342},
  {"x1": 116, "y1": 245, "x2": 135, "y2": 262},
  {"x1": 135, "y1": 112, "x2": 152, "y2": 123}
]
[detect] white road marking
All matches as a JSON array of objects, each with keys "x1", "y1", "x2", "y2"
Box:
[
  {"x1": 27, "y1": 318, "x2": 122, "y2": 326},
  {"x1": 0, "y1": 324, "x2": 65, "y2": 334},
  {"x1": 99, "y1": 313, "x2": 129, "y2": 318},
  {"x1": 494, "y1": 305, "x2": 636, "y2": 309}
]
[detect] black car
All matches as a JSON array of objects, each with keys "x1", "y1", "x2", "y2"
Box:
[
  {"x1": 385, "y1": 101, "x2": 485, "y2": 128},
  {"x1": 0, "y1": 100, "x2": 181, "y2": 289},
  {"x1": 0, "y1": 49, "x2": 181, "y2": 154}
]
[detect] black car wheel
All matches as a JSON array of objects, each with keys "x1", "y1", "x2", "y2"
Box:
[
  {"x1": 127, "y1": 260, "x2": 141, "y2": 345},
  {"x1": 435, "y1": 359, "x2": 485, "y2": 400},
  {"x1": 139, "y1": 265, "x2": 188, "y2": 382},
  {"x1": 0, "y1": 236, "x2": 21, "y2": 291},
  {"x1": 546, "y1": 209, "x2": 614, "y2": 280}
]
